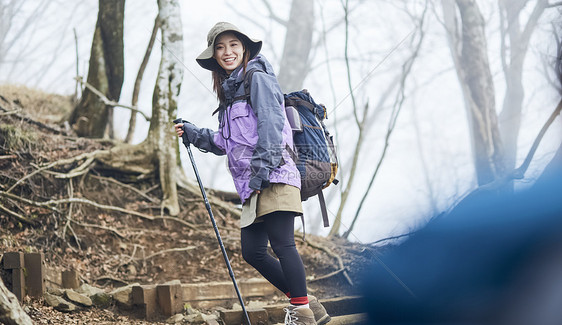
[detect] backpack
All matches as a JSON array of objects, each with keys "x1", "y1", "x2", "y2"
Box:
[{"x1": 242, "y1": 69, "x2": 339, "y2": 228}]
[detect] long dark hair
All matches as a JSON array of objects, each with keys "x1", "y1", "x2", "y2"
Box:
[{"x1": 211, "y1": 32, "x2": 251, "y2": 104}]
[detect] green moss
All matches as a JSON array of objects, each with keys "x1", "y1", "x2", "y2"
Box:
[
  {"x1": 91, "y1": 292, "x2": 112, "y2": 308},
  {"x1": 0, "y1": 124, "x2": 39, "y2": 152}
]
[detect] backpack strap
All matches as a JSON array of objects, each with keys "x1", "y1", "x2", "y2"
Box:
[
  {"x1": 300, "y1": 214, "x2": 306, "y2": 241},
  {"x1": 237, "y1": 68, "x2": 262, "y2": 107},
  {"x1": 285, "y1": 144, "x2": 299, "y2": 164},
  {"x1": 242, "y1": 68, "x2": 331, "y2": 229},
  {"x1": 318, "y1": 190, "x2": 330, "y2": 227},
  {"x1": 284, "y1": 97, "x2": 316, "y2": 113}
]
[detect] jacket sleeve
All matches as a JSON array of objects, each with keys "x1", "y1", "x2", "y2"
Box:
[
  {"x1": 182, "y1": 122, "x2": 226, "y2": 156},
  {"x1": 247, "y1": 71, "x2": 285, "y2": 191}
]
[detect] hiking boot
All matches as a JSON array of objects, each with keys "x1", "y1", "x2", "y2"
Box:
[
  {"x1": 308, "y1": 295, "x2": 331, "y2": 325},
  {"x1": 284, "y1": 305, "x2": 316, "y2": 325}
]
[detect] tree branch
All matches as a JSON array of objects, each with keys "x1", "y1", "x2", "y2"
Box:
[
  {"x1": 259, "y1": 0, "x2": 288, "y2": 26},
  {"x1": 0, "y1": 202, "x2": 38, "y2": 226},
  {"x1": 91, "y1": 174, "x2": 158, "y2": 203},
  {"x1": 71, "y1": 220, "x2": 126, "y2": 239},
  {"x1": 126, "y1": 16, "x2": 160, "y2": 143},
  {"x1": 6, "y1": 150, "x2": 104, "y2": 193},
  {"x1": 74, "y1": 76, "x2": 150, "y2": 121},
  {"x1": 0, "y1": 108, "x2": 21, "y2": 116},
  {"x1": 344, "y1": 2, "x2": 428, "y2": 239},
  {"x1": 520, "y1": 0, "x2": 548, "y2": 50},
  {"x1": 513, "y1": 98, "x2": 562, "y2": 177},
  {"x1": 308, "y1": 268, "x2": 345, "y2": 283},
  {"x1": 137, "y1": 246, "x2": 196, "y2": 261},
  {"x1": 459, "y1": 98, "x2": 562, "y2": 195},
  {"x1": 370, "y1": 230, "x2": 419, "y2": 246},
  {"x1": 304, "y1": 238, "x2": 354, "y2": 286},
  {"x1": 0, "y1": 190, "x2": 199, "y2": 230},
  {"x1": 176, "y1": 175, "x2": 241, "y2": 218},
  {"x1": 62, "y1": 180, "x2": 81, "y2": 250}
]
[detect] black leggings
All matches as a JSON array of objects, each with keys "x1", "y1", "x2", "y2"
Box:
[{"x1": 241, "y1": 210, "x2": 307, "y2": 298}]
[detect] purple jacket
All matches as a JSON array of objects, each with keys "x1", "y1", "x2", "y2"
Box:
[{"x1": 183, "y1": 55, "x2": 300, "y2": 203}]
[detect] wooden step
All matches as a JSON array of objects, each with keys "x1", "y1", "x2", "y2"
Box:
[
  {"x1": 221, "y1": 296, "x2": 365, "y2": 325},
  {"x1": 272, "y1": 313, "x2": 369, "y2": 325}
]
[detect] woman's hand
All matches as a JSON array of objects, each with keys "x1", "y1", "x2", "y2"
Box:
[{"x1": 174, "y1": 123, "x2": 184, "y2": 137}]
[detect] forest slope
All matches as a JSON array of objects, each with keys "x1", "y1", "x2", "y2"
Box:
[{"x1": 0, "y1": 85, "x2": 373, "y2": 323}]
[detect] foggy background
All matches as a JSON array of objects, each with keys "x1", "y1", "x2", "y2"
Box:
[{"x1": 1, "y1": 0, "x2": 560, "y2": 243}]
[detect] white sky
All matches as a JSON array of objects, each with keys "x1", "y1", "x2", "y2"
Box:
[{"x1": 1, "y1": 0, "x2": 560, "y2": 244}]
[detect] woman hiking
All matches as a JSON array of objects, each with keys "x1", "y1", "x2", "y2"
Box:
[{"x1": 173, "y1": 22, "x2": 330, "y2": 325}]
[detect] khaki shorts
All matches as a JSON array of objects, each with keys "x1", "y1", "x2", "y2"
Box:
[{"x1": 240, "y1": 183, "x2": 303, "y2": 228}]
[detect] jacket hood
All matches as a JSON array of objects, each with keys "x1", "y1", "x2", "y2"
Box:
[
  {"x1": 215, "y1": 54, "x2": 277, "y2": 114},
  {"x1": 232, "y1": 54, "x2": 276, "y2": 83}
]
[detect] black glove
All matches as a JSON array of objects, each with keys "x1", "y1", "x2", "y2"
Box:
[{"x1": 173, "y1": 118, "x2": 194, "y2": 145}]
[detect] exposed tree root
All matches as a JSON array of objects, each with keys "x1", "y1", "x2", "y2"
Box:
[
  {"x1": 308, "y1": 268, "x2": 346, "y2": 283},
  {"x1": 137, "y1": 246, "x2": 197, "y2": 261},
  {"x1": 91, "y1": 174, "x2": 158, "y2": 203},
  {"x1": 304, "y1": 238, "x2": 354, "y2": 286},
  {"x1": 6, "y1": 150, "x2": 105, "y2": 193},
  {"x1": 176, "y1": 175, "x2": 241, "y2": 218},
  {"x1": 71, "y1": 220, "x2": 126, "y2": 239},
  {"x1": 0, "y1": 202, "x2": 38, "y2": 226},
  {"x1": 0, "y1": 190, "x2": 198, "y2": 230}
]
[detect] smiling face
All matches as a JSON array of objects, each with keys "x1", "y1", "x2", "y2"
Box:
[{"x1": 213, "y1": 32, "x2": 245, "y2": 74}]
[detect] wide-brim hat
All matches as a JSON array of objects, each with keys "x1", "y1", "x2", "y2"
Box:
[{"x1": 196, "y1": 22, "x2": 262, "y2": 72}]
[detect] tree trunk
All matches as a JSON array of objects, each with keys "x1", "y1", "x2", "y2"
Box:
[
  {"x1": 95, "y1": 0, "x2": 183, "y2": 216},
  {"x1": 329, "y1": 0, "x2": 362, "y2": 237},
  {"x1": 498, "y1": 0, "x2": 547, "y2": 172},
  {"x1": 69, "y1": 0, "x2": 124, "y2": 138},
  {"x1": 535, "y1": 100, "x2": 562, "y2": 185},
  {"x1": 276, "y1": 0, "x2": 314, "y2": 92},
  {"x1": 443, "y1": 0, "x2": 506, "y2": 185},
  {"x1": 146, "y1": 0, "x2": 184, "y2": 216},
  {"x1": 125, "y1": 17, "x2": 160, "y2": 144},
  {"x1": 536, "y1": 140, "x2": 562, "y2": 182},
  {"x1": 0, "y1": 279, "x2": 32, "y2": 325}
]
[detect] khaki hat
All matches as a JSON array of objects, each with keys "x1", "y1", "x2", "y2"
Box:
[{"x1": 196, "y1": 22, "x2": 262, "y2": 72}]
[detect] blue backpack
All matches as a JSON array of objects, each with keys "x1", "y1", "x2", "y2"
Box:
[{"x1": 242, "y1": 69, "x2": 339, "y2": 227}]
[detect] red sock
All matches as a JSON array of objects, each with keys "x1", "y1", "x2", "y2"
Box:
[
  {"x1": 285, "y1": 292, "x2": 291, "y2": 298},
  {"x1": 290, "y1": 296, "x2": 309, "y2": 305}
]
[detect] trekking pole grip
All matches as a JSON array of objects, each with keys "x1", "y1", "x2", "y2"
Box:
[{"x1": 173, "y1": 117, "x2": 190, "y2": 146}]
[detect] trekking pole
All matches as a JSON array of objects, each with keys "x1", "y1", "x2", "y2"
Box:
[{"x1": 173, "y1": 118, "x2": 251, "y2": 325}]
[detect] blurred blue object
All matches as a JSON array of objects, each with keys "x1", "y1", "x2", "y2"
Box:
[{"x1": 362, "y1": 169, "x2": 562, "y2": 325}]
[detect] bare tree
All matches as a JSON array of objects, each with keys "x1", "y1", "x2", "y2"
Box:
[
  {"x1": 329, "y1": 0, "x2": 370, "y2": 237},
  {"x1": 0, "y1": 1, "x2": 51, "y2": 67},
  {"x1": 69, "y1": 0, "x2": 125, "y2": 138},
  {"x1": 442, "y1": 0, "x2": 505, "y2": 186},
  {"x1": 146, "y1": 0, "x2": 183, "y2": 216},
  {"x1": 535, "y1": 21, "x2": 562, "y2": 183},
  {"x1": 328, "y1": 0, "x2": 384, "y2": 236},
  {"x1": 343, "y1": 3, "x2": 428, "y2": 239},
  {"x1": 498, "y1": 0, "x2": 548, "y2": 174},
  {"x1": 328, "y1": 0, "x2": 428, "y2": 237},
  {"x1": 125, "y1": 17, "x2": 160, "y2": 144},
  {"x1": 95, "y1": 0, "x2": 184, "y2": 216},
  {"x1": 276, "y1": 0, "x2": 314, "y2": 92}
]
